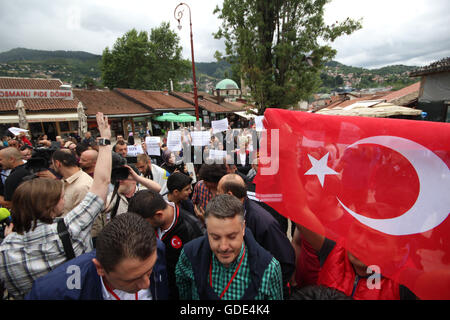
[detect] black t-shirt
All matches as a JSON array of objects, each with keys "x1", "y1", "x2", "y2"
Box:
[
  {"x1": 161, "y1": 205, "x2": 204, "y2": 300},
  {"x1": 4, "y1": 164, "x2": 30, "y2": 201}
]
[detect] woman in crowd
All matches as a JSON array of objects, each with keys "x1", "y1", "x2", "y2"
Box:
[{"x1": 0, "y1": 113, "x2": 112, "y2": 300}]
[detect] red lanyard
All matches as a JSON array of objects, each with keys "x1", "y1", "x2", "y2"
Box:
[
  {"x1": 209, "y1": 246, "x2": 246, "y2": 299},
  {"x1": 103, "y1": 277, "x2": 138, "y2": 300}
]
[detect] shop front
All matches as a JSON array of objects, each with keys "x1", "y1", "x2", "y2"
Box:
[{"x1": 0, "y1": 112, "x2": 80, "y2": 140}]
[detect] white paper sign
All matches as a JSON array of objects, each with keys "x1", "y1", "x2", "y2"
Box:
[
  {"x1": 185, "y1": 162, "x2": 197, "y2": 184},
  {"x1": 167, "y1": 130, "x2": 182, "y2": 152},
  {"x1": 211, "y1": 118, "x2": 229, "y2": 133},
  {"x1": 145, "y1": 136, "x2": 161, "y2": 156},
  {"x1": 8, "y1": 127, "x2": 29, "y2": 136},
  {"x1": 191, "y1": 131, "x2": 211, "y2": 146},
  {"x1": 255, "y1": 116, "x2": 265, "y2": 132},
  {"x1": 127, "y1": 145, "x2": 144, "y2": 157},
  {"x1": 209, "y1": 149, "x2": 227, "y2": 160}
]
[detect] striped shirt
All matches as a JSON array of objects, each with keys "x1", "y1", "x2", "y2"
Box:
[
  {"x1": 0, "y1": 192, "x2": 104, "y2": 299},
  {"x1": 175, "y1": 244, "x2": 284, "y2": 300}
]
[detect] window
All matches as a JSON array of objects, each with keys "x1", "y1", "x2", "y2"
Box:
[
  {"x1": 59, "y1": 121, "x2": 70, "y2": 132},
  {"x1": 59, "y1": 121, "x2": 78, "y2": 133}
]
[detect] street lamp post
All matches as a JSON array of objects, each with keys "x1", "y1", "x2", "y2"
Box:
[{"x1": 174, "y1": 2, "x2": 200, "y2": 122}]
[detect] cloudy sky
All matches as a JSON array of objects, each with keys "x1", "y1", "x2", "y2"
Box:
[{"x1": 0, "y1": 0, "x2": 449, "y2": 69}]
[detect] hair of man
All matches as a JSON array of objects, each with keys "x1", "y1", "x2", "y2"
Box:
[
  {"x1": 204, "y1": 193, "x2": 244, "y2": 223},
  {"x1": 289, "y1": 285, "x2": 353, "y2": 300},
  {"x1": 113, "y1": 140, "x2": 127, "y2": 152},
  {"x1": 167, "y1": 172, "x2": 192, "y2": 193},
  {"x1": 198, "y1": 163, "x2": 228, "y2": 184},
  {"x1": 136, "y1": 153, "x2": 150, "y2": 164},
  {"x1": 51, "y1": 149, "x2": 78, "y2": 167},
  {"x1": 127, "y1": 189, "x2": 168, "y2": 220},
  {"x1": 0, "y1": 147, "x2": 23, "y2": 162},
  {"x1": 95, "y1": 212, "x2": 157, "y2": 274},
  {"x1": 219, "y1": 173, "x2": 247, "y2": 199}
]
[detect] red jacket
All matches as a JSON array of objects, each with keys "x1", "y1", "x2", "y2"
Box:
[{"x1": 318, "y1": 239, "x2": 401, "y2": 300}]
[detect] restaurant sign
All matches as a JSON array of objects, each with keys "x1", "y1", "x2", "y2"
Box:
[{"x1": 0, "y1": 89, "x2": 73, "y2": 100}]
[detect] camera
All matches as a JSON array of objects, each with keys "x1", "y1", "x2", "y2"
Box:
[
  {"x1": 25, "y1": 157, "x2": 48, "y2": 174},
  {"x1": 22, "y1": 146, "x2": 57, "y2": 181},
  {"x1": 174, "y1": 159, "x2": 186, "y2": 173}
]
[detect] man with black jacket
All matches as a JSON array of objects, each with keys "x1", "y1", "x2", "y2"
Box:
[
  {"x1": 25, "y1": 213, "x2": 169, "y2": 300},
  {"x1": 217, "y1": 173, "x2": 296, "y2": 297},
  {"x1": 128, "y1": 189, "x2": 205, "y2": 300}
]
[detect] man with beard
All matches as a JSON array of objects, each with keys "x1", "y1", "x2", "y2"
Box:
[
  {"x1": 175, "y1": 194, "x2": 283, "y2": 300},
  {"x1": 90, "y1": 163, "x2": 161, "y2": 242},
  {"x1": 135, "y1": 154, "x2": 169, "y2": 195}
]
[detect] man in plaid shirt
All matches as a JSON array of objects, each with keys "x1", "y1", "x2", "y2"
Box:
[
  {"x1": 191, "y1": 164, "x2": 227, "y2": 225},
  {"x1": 0, "y1": 112, "x2": 113, "y2": 300},
  {"x1": 175, "y1": 194, "x2": 283, "y2": 300}
]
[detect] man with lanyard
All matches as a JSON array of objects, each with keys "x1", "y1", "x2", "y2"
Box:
[
  {"x1": 217, "y1": 173, "x2": 296, "y2": 298},
  {"x1": 25, "y1": 213, "x2": 169, "y2": 300},
  {"x1": 128, "y1": 189, "x2": 204, "y2": 300},
  {"x1": 175, "y1": 194, "x2": 283, "y2": 300}
]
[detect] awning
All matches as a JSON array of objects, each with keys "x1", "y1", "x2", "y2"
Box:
[
  {"x1": 316, "y1": 103, "x2": 422, "y2": 118},
  {"x1": 0, "y1": 112, "x2": 79, "y2": 123},
  {"x1": 234, "y1": 108, "x2": 258, "y2": 120}
]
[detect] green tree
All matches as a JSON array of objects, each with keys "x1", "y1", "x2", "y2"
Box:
[
  {"x1": 213, "y1": 0, "x2": 362, "y2": 114},
  {"x1": 101, "y1": 23, "x2": 190, "y2": 90}
]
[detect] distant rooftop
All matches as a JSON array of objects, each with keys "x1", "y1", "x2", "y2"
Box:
[{"x1": 410, "y1": 57, "x2": 450, "y2": 77}]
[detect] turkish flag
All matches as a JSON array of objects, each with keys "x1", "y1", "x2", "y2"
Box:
[{"x1": 254, "y1": 108, "x2": 450, "y2": 300}]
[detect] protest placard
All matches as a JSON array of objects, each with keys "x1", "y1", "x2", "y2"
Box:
[
  {"x1": 191, "y1": 131, "x2": 211, "y2": 146},
  {"x1": 145, "y1": 136, "x2": 161, "y2": 156},
  {"x1": 167, "y1": 130, "x2": 182, "y2": 151},
  {"x1": 211, "y1": 118, "x2": 228, "y2": 133},
  {"x1": 255, "y1": 115, "x2": 265, "y2": 132},
  {"x1": 127, "y1": 145, "x2": 144, "y2": 157}
]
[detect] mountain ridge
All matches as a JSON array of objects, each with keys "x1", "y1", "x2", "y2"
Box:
[{"x1": 0, "y1": 48, "x2": 419, "y2": 91}]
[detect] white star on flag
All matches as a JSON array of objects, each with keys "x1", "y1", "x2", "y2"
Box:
[{"x1": 304, "y1": 153, "x2": 338, "y2": 187}]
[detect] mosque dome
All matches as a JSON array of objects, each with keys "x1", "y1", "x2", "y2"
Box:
[{"x1": 215, "y1": 78, "x2": 239, "y2": 90}]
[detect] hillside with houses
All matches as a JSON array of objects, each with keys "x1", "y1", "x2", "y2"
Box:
[{"x1": 0, "y1": 48, "x2": 418, "y2": 95}]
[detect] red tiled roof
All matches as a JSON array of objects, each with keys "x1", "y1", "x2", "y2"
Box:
[
  {"x1": 115, "y1": 89, "x2": 195, "y2": 111},
  {"x1": 227, "y1": 101, "x2": 255, "y2": 111},
  {"x1": 410, "y1": 57, "x2": 450, "y2": 77},
  {"x1": 0, "y1": 98, "x2": 79, "y2": 112},
  {"x1": 0, "y1": 77, "x2": 64, "y2": 89},
  {"x1": 197, "y1": 91, "x2": 247, "y2": 112},
  {"x1": 73, "y1": 89, "x2": 152, "y2": 116},
  {"x1": 0, "y1": 77, "x2": 79, "y2": 112},
  {"x1": 379, "y1": 82, "x2": 420, "y2": 104},
  {"x1": 172, "y1": 91, "x2": 238, "y2": 113}
]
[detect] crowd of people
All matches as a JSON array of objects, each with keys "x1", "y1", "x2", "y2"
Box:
[{"x1": 0, "y1": 115, "x2": 417, "y2": 300}]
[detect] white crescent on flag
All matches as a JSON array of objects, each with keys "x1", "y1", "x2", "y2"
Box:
[{"x1": 337, "y1": 136, "x2": 450, "y2": 236}]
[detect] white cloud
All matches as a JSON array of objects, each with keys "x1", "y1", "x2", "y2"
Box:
[
  {"x1": 0, "y1": 0, "x2": 448, "y2": 67},
  {"x1": 324, "y1": 0, "x2": 450, "y2": 68}
]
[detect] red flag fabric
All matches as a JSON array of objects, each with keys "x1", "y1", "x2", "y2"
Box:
[{"x1": 254, "y1": 108, "x2": 450, "y2": 300}]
